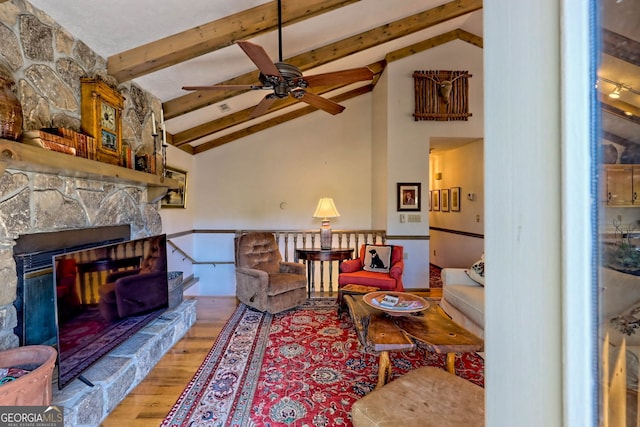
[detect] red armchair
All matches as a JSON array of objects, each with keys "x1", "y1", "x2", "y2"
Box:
[{"x1": 338, "y1": 244, "x2": 404, "y2": 291}]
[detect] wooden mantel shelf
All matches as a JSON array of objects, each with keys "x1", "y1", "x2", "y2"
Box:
[{"x1": 0, "y1": 139, "x2": 179, "y2": 202}]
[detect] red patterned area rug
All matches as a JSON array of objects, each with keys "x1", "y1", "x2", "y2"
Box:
[{"x1": 162, "y1": 298, "x2": 483, "y2": 427}]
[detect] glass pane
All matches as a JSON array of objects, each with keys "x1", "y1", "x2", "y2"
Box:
[{"x1": 599, "y1": 0, "x2": 640, "y2": 425}]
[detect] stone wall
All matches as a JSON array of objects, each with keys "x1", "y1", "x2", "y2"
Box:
[{"x1": 0, "y1": 1, "x2": 164, "y2": 349}]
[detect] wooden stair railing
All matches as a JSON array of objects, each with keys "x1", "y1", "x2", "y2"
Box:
[
  {"x1": 236, "y1": 229, "x2": 387, "y2": 262},
  {"x1": 168, "y1": 229, "x2": 387, "y2": 294}
]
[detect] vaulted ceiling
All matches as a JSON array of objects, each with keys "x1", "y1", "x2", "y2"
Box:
[
  {"x1": 24, "y1": 0, "x2": 483, "y2": 155},
  {"x1": 21, "y1": 0, "x2": 640, "y2": 155}
]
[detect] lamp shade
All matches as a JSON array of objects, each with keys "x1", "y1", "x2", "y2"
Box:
[{"x1": 313, "y1": 197, "x2": 340, "y2": 219}]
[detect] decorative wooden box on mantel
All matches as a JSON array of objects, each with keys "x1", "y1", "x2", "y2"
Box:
[{"x1": 0, "y1": 139, "x2": 177, "y2": 202}]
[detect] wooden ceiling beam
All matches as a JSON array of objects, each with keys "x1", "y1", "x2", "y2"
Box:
[
  {"x1": 384, "y1": 29, "x2": 481, "y2": 64},
  {"x1": 192, "y1": 85, "x2": 373, "y2": 153},
  {"x1": 602, "y1": 29, "x2": 640, "y2": 67},
  {"x1": 162, "y1": 0, "x2": 482, "y2": 120},
  {"x1": 107, "y1": 0, "x2": 359, "y2": 82}
]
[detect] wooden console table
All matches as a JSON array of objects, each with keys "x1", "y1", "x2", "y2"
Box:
[{"x1": 295, "y1": 248, "x2": 353, "y2": 296}]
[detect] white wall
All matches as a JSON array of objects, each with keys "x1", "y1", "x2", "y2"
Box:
[
  {"x1": 386, "y1": 40, "x2": 484, "y2": 236},
  {"x1": 485, "y1": 0, "x2": 563, "y2": 425},
  {"x1": 159, "y1": 145, "x2": 196, "y2": 282},
  {"x1": 192, "y1": 95, "x2": 372, "y2": 231},
  {"x1": 371, "y1": 67, "x2": 389, "y2": 231},
  {"x1": 188, "y1": 96, "x2": 373, "y2": 294},
  {"x1": 382, "y1": 39, "x2": 484, "y2": 284}
]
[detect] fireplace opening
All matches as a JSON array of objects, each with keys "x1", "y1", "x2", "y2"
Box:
[
  {"x1": 13, "y1": 226, "x2": 170, "y2": 389},
  {"x1": 14, "y1": 225, "x2": 131, "y2": 347}
]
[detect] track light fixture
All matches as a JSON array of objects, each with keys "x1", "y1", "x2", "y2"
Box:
[
  {"x1": 609, "y1": 84, "x2": 622, "y2": 99},
  {"x1": 598, "y1": 76, "x2": 640, "y2": 99}
]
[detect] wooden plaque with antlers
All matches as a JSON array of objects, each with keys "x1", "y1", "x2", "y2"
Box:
[{"x1": 413, "y1": 70, "x2": 472, "y2": 121}]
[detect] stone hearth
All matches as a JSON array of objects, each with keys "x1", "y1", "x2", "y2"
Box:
[{"x1": 53, "y1": 299, "x2": 196, "y2": 427}]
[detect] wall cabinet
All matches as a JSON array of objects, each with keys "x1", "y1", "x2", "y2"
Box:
[{"x1": 605, "y1": 165, "x2": 640, "y2": 206}]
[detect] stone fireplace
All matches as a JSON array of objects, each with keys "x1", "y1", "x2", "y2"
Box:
[
  {"x1": 0, "y1": 5, "x2": 193, "y2": 421},
  {"x1": 0, "y1": 1, "x2": 169, "y2": 350},
  {"x1": 0, "y1": 166, "x2": 162, "y2": 349},
  {"x1": 0, "y1": 165, "x2": 195, "y2": 425}
]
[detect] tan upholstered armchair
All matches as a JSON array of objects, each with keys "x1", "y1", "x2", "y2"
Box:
[{"x1": 234, "y1": 232, "x2": 307, "y2": 313}]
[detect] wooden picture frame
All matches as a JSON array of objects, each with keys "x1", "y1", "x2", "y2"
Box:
[
  {"x1": 431, "y1": 189, "x2": 440, "y2": 211},
  {"x1": 397, "y1": 182, "x2": 421, "y2": 211},
  {"x1": 161, "y1": 166, "x2": 187, "y2": 208},
  {"x1": 441, "y1": 188, "x2": 450, "y2": 212},
  {"x1": 451, "y1": 187, "x2": 461, "y2": 212}
]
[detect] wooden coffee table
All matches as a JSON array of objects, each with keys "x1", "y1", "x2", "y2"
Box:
[
  {"x1": 344, "y1": 293, "x2": 483, "y2": 389},
  {"x1": 337, "y1": 284, "x2": 380, "y2": 314}
]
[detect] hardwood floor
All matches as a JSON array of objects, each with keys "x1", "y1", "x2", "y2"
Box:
[{"x1": 100, "y1": 296, "x2": 238, "y2": 426}]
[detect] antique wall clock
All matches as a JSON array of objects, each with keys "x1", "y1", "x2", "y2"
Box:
[{"x1": 80, "y1": 78, "x2": 124, "y2": 165}]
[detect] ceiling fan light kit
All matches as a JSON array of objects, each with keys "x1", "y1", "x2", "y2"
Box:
[{"x1": 258, "y1": 61, "x2": 306, "y2": 98}]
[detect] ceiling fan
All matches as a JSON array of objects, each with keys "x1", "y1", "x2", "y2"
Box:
[{"x1": 182, "y1": 0, "x2": 374, "y2": 119}]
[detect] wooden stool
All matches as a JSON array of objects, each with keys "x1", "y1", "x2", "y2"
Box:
[
  {"x1": 351, "y1": 366, "x2": 484, "y2": 426},
  {"x1": 337, "y1": 284, "x2": 379, "y2": 315}
]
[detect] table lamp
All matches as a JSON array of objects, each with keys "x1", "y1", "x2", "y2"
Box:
[{"x1": 313, "y1": 197, "x2": 340, "y2": 250}]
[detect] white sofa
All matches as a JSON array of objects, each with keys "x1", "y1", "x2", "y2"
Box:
[
  {"x1": 439, "y1": 268, "x2": 485, "y2": 338},
  {"x1": 438, "y1": 266, "x2": 640, "y2": 342}
]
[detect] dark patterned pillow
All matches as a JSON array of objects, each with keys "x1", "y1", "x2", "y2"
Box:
[
  {"x1": 466, "y1": 254, "x2": 485, "y2": 286},
  {"x1": 363, "y1": 245, "x2": 392, "y2": 273}
]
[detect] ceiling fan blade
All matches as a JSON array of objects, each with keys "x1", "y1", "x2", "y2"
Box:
[
  {"x1": 295, "y1": 90, "x2": 345, "y2": 115},
  {"x1": 182, "y1": 84, "x2": 261, "y2": 91},
  {"x1": 302, "y1": 67, "x2": 374, "y2": 87},
  {"x1": 249, "y1": 95, "x2": 277, "y2": 119},
  {"x1": 236, "y1": 40, "x2": 282, "y2": 78}
]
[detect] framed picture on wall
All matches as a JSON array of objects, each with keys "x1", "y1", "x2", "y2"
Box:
[
  {"x1": 429, "y1": 190, "x2": 432, "y2": 211},
  {"x1": 431, "y1": 189, "x2": 440, "y2": 211},
  {"x1": 397, "y1": 182, "x2": 421, "y2": 211},
  {"x1": 441, "y1": 188, "x2": 450, "y2": 212},
  {"x1": 161, "y1": 166, "x2": 188, "y2": 208},
  {"x1": 451, "y1": 187, "x2": 461, "y2": 212}
]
